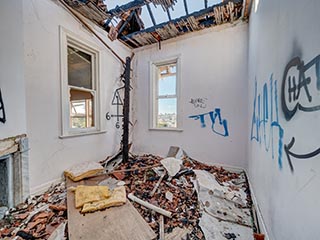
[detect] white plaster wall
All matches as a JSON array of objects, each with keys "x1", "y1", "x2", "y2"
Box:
[
  {"x1": 133, "y1": 22, "x2": 248, "y2": 169},
  {"x1": 248, "y1": 0, "x2": 320, "y2": 239},
  {"x1": 23, "y1": 0, "x2": 131, "y2": 193},
  {"x1": 0, "y1": 0, "x2": 27, "y2": 139}
]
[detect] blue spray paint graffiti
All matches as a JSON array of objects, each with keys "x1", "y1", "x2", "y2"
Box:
[
  {"x1": 189, "y1": 108, "x2": 229, "y2": 137},
  {"x1": 250, "y1": 75, "x2": 284, "y2": 169}
]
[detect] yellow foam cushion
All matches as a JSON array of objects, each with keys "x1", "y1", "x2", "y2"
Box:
[
  {"x1": 75, "y1": 185, "x2": 111, "y2": 209},
  {"x1": 81, "y1": 186, "x2": 126, "y2": 213}
]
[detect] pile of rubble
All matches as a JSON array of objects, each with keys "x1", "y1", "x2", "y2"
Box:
[
  {"x1": 0, "y1": 149, "x2": 257, "y2": 240},
  {"x1": 104, "y1": 151, "x2": 254, "y2": 240},
  {"x1": 0, "y1": 183, "x2": 67, "y2": 240}
]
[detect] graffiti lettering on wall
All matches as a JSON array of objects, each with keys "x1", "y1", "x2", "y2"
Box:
[
  {"x1": 106, "y1": 87, "x2": 124, "y2": 129},
  {"x1": 284, "y1": 137, "x2": 320, "y2": 172},
  {"x1": 189, "y1": 108, "x2": 229, "y2": 137},
  {"x1": 189, "y1": 97, "x2": 207, "y2": 108},
  {"x1": 0, "y1": 89, "x2": 6, "y2": 124},
  {"x1": 250, "y1": 75, "x2": 284, "y2": 169},
  {"x1": 281, "y1": 55, "x2": 320, "y2": 121},
  {"x1": 281, "y1": 55, "x2": 320, "y2": 172}
]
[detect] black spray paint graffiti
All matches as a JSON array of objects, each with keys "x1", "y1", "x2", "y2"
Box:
[
  {"x1": 106, "y1": 87, "x2": 124, "y2": 129},
  {"x1": 284, "y1": 137, "x2": 320, "y2": 172},
  {"x1": 189, "y1": 108, "x2": 229, "y2": 137},
  {"x1": 189, "y1": 97, "x2": 207, "y2": 108},
  {"x1": 0, "y1": 89, "x2": 6, "y2": 124},
  {"x1": 281, "y1": 55, "x2": 320, "y2": 172},
  {"x1": 281, "y1": 55, "x2": 320, "y2": 121},
  {"x1": 250, "y1": 75, "x2": 284, "y2": 169}
]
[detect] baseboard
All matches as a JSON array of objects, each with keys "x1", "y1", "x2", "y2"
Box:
[
  {"x1": 245, "y1": 170, "x2": 270, "y2": 240},
  {"x1": 30, "y1": 177, "x2": 63, "y2": 196}
]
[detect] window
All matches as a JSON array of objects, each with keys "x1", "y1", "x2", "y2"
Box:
[
  {"x1": 60, "y1": 28, "x2": 101, "y2": 137},
  {"x1": 151, "y1": 58, "x2": 181, "y2": 130}
]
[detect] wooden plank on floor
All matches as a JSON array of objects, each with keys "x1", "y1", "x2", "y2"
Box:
[{"x1": 66, "y1": 176, "x2": 157, "y2": 240}]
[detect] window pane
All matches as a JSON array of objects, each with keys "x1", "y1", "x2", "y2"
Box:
[
  {"x1": 68, "y1": 46, "x2": 92, "y2": 89},
  {"x1": 70, "y1": 89, "x2": 94, "y2": 128},
  {"x1": 157, "y1": 98, "x2": 177, "y2": 128},
  {"x1": 158, "y1": 63, "x2": 176, "y2": 96}
]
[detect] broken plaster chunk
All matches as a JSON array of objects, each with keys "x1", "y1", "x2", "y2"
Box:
[
  {"x1": 81, "y1": 186, "x2": 126, "y2": 213},
  {"x1": 47, "y1": 222, "x2": 66, "y2": 240},
  {"x1": 160, "y1": 157, "x2": 183, "y2": 177},
  {"x1": 165, "y1": 227, "x2": 191, "y2": 240},
  {"x1": 64, "y1": 161, "x2": 104, "y2": 182},
  {"x1": 165, "y1": 191, "x2": 174, "y2": 202},
  {"x1": 75, "y1": 185, "x2": 111, "y2": 209},
  {"x1": 117, "y1": 181, "x2": 126, "y2": 186},
  {"x1": 99, "y1": 177, "x2": 119, "y2": 190},
  {"x1": 0, "y1": 206, "x2": 8, "y2": 220}
]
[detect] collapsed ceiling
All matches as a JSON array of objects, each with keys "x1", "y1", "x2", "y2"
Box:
[{"x1": 63, "y1": 0, "x2": 252, "y2": 48}]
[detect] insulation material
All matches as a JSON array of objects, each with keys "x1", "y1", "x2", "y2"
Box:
[
  {"x1": 81, "y1": 186, "x2": 126, "y2": 213},
  {"x1": 64, "y1": 161, "x2": 104, "y2": 182},
  {"x1": 74, "y1": 185, "x2": 111, "y2": 208}
]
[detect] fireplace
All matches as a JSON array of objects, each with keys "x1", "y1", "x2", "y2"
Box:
[{"x1": 0, "y1": 135, "x2": 29, "y2": 208}]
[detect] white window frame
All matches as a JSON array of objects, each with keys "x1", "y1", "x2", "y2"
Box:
[
  {"x1": 149, "y1": 56, "x2": 182, "y2": 131},
  {"x1": 60, "y1": 27, "x2": 102, "y2": 138}
]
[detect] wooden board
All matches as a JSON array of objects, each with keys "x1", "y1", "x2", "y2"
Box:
[{"x1": 66, "y1": 176, "x2": 157, "y2": 240}]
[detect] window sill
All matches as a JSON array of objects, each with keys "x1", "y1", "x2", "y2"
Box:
[
  {"x1": 149, "y1": 128, "x2": 183, "y2": 132},
  {"x1": 59, "y1": 130, "x2": 107, "y2": 139}
]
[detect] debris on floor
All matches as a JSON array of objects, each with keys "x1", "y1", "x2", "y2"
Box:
[
  {"x1": 110, "y1": 152, "x2": 254, "y2": 240},
  {"x1": 74, "y1": 185, "x2": 111, "y2": 209},
  {"x1": 80, "y1": 186, "x2": 126, "y2": 214},
  {"x1": 0, "y1": 182, "x2": 67, "y2": 239},
  {"x1": 1, "y1": 147, "x2": 255, "y2": 240},
  {"x1": 64, "y1": 161, "x2": 105, "y2": 182},
  {"x1": 66, "y1": 176, "x2": 156, "y2": 240},
  {"x1": 160, "y1": 157, "x2": 183, "y2": 177}
]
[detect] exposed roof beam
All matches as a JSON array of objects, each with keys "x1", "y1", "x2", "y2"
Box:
[
  {"x1": 109, "y1": 0, "x2": 148, "y2": 16},
  {"x1": 118, "y1": 11, "x2": 136, "y2": 35},
  {"x1": 146, "y1": 3, "x2": 157, "y2": 26},
  {"x1": 166, "y1": 8, "x2": 172, "y2": 21},
  {"x1": 121, "y1": 0, "x2": 243, "y2": 40},
  {"x1": 183, "y1": 0, "x2": 189, "y2": 15}
]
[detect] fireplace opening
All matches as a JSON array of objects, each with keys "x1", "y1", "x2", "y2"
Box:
[
  {"x1": 0, "y1": 135, "x2": 29, "y2": 211},
  {"x1": 0, "y1": 155, "x2": 13, "y2": 208}
]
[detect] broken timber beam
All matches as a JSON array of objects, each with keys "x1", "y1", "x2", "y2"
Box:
[
  {"x1": 128, "y1": 193, "x2": 172, "y2": 218},
  {"x1": 122, "y1": 57, "x2": 131, "y2": 163},
  {"x1": 150, "y1": 171, "x2": 166, "y2": 197},
  {"x1": 109, "y1": 0, "x2": 148, "y2": 16},
  {"x1": 59, "y1": 0, "x2": 125, "y2": 64},
  {"x1": 120, "y1": 0, "x2": 243, "y2": 41}
]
